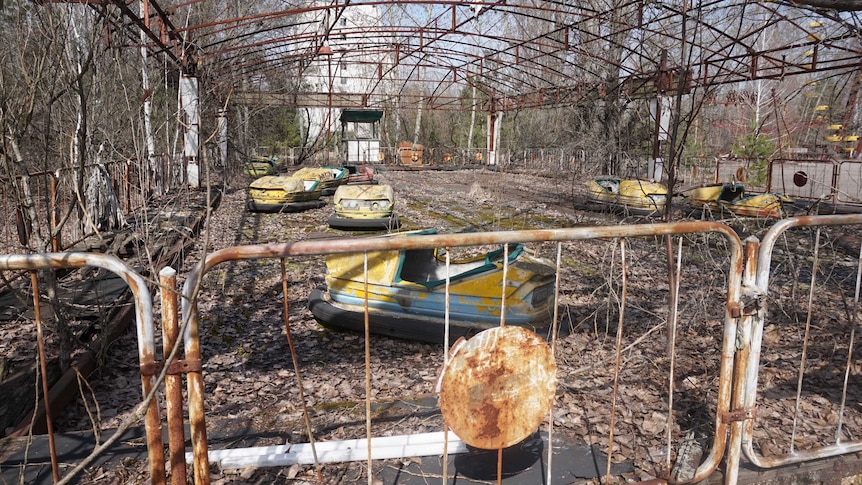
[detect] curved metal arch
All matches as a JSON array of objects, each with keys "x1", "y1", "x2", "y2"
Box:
[{"x1": 45, "y1": 0, "x2": 862, "y2": 112}]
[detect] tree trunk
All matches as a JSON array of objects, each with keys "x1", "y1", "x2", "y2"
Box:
[{"x1": 140, "y1": 0, "x2": 159, "y2": 196}]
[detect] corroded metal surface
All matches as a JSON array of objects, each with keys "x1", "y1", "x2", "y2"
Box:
[
  {"x1": 181, "y1": 221, "x2": 743, "y2": 482},
  {"x1": 180, "y1": 221, "x2": 745, "y2": 481},
  {"x1": 0, "y1": 252, "x2": 163, "y2": 484},
  {"x1": 438, "y1": 326, "x2": 556, "y2": 450},
  {"x1": 160, "y1": 267, "x2": 187, "y2": 485},
  {"x1": 744, "y1": 214, "x2": 862, "y2": 469}
]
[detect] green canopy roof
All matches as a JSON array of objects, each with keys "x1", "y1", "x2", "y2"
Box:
[{"x1": 340, "y1": 109, "x2": 383, "y2": 123}]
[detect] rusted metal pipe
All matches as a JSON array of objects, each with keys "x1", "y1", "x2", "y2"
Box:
[
  {"x1": 184, "y1": 302, "x2": 209, "y2": 485},
  {"x1": 0, "y1": 253, "x2": 159, "y2": 484},
  {"x1": 179, "y1": 222, "x2": 746, "y2": 483},
  {"x1": 160, "y1": 267, "x2": 187, "y2": 485},
  {"x1": 184, "y1": 223, "x2": 742, "y2": 281},
  {"x1": 744, "y1": 214, "x2": 862, "y2": 468},
  {"x1": 725, "y1": 237, "x2": 761, "y2": 485},
  {"x1": 142, "y1": 352, "x2": 167, "y2": 485},
  {"x1": 690, "y1": 230, "x2": 745, "y2": 483},
  {"x1": 30, "y1": 271, "x2": 60, "y2": 483}
]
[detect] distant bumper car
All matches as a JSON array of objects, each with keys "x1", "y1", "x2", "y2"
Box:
[
  {"x1": 246, "y1": 175, "x2": 325, "y2": 213},
  {"x1": 308, "y1": 229, "x2": 559, "y2": 344},
  {"x1": 328, "y1": 184, "x2": 400, "y2": 230},
  {"x1": 585, "y1": 177, "x2": 667, "y2": 216},
  {"x1": 293, "y1": 166, "x2": 349, "y2": 195},
  {"x1": 685, "y1": 183, "x2": 793, "y2": 218},
  {"x1": 243, "y1": 155, "x2": 280, "y2": 177},
  {"x1": 343, "y1": 165, "x2": 377, "y2": 185}
]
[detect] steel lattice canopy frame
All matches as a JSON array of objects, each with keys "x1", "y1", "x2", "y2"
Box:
[{"x1": 44, "y1": 0, "x2": 862, "y2": 112}]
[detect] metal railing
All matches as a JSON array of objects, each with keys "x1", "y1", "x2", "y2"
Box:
[
  {"x1": 0, "y1": 252, "x2": 163, "y2": 485},
  {"x1": 6, "y1": 214, "x2": 862, "y2": 484},
  {"x1": 737, "y1": 214, "x2": 862, "y2": 470},
  {"x1": 769, "y1": 158, "x2": 862, "y2": 210},
  {"x1": 176, "y1": 221, "x2": 745, "y2": 484}
]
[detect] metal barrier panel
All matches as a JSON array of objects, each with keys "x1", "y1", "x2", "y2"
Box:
[
  {"x1": 837, "y1": 160, "x2": 862, "y2": 205},
  {"x1": 741, "y1": 214, "x2": 862, "y2": 468},
  {"x1": 0, "y1": 159, "x2": 182, "y2": 258},
  {"x1": 769, "y1": 159, "x2": 837, "y2": 203},
  {"x1": 716, "y1": 159, "x2": 750, "y2": 184},
  {"x1": 180, "y1": 222, "x2": 744, "y2": 484},
  {"x1": 0, "y1": 252, "x2": 164, "y2": 485}
]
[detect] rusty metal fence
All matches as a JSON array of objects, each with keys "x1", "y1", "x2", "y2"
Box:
[
  {"x1": 4, "y1": 215, "x2": 862, "y2": 484},
  {"x1": 737, "y1": 215, "x2": 862, "y2": 473},
  {"x1": 173, "y1": 221, "x2": 747, "y2": 484},
  {"x1": 0, "y1": 156, "x2": 186, "y2": 256},
  {"x1": 0, "y1": 252, "x2": 164, "y2": 484},
  {"x1": 769, "y1": 158, "x2": 862, "y2": 211}
]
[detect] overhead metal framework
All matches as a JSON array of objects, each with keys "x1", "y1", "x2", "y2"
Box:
[{"x1": 51, "y1": 0, "x2": 862, "y2": 112}]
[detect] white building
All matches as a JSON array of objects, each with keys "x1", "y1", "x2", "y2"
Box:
[{"x1": 302, "y1": 4, "x2": 392, "y2": 156}]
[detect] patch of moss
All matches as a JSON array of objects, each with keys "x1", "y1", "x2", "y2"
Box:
[
  {"x1": 281, "y1": 260, "x2": 309, "y2": 273},
  {"x1": 563, "y1": 255, "x2": 600, "y2": 277},
  {"x1": 317, "y1": 400, "x2": 363, "y2": 413}
]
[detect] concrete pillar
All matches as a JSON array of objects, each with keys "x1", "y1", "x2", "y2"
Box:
[{"x1": 180, "y1": 74, "x2": 200, "y2": 188}]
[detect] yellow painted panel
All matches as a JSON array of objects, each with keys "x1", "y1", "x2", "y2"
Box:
[{"x1": 325, "y1": 250, "x2": 401, "y2": 287}]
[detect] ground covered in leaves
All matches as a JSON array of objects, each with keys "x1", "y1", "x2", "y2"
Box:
[{"x1": 13, "y1": 167, "x2": 862, "y2": 484}]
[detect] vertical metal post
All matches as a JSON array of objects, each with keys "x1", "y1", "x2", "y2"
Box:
[
  {"x1": 327, "y1": 51, "x2": 333, "y2": 164},
  {"x1": 650, "y1": 51, "x2": 668, "y2": 180},
  {"x1": 180, "y1": 74, "x2": 200, "y2": 188},
  {"x1": 31, "y1": 271, "x2": 60, "y2": 483},
  {"x1": 726, "y1": 236, "x2": 760, "y2": 485},
  {"x1": 142, "y1": 303, "x2": 167, "y2": 485},
  {"x1": 364, "y1": 253, "x2": 373, "y2": 485},
  {"x1": 160, "y1": 267, "x2": 187, "y2": 485},
  {"x1": 185, "y1": 301, "x2": 210, "y2": 485}
]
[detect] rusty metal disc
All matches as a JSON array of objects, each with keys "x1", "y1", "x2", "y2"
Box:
[{"x1": 438, "y1": 326, "x2": 556, "y2": 450}]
